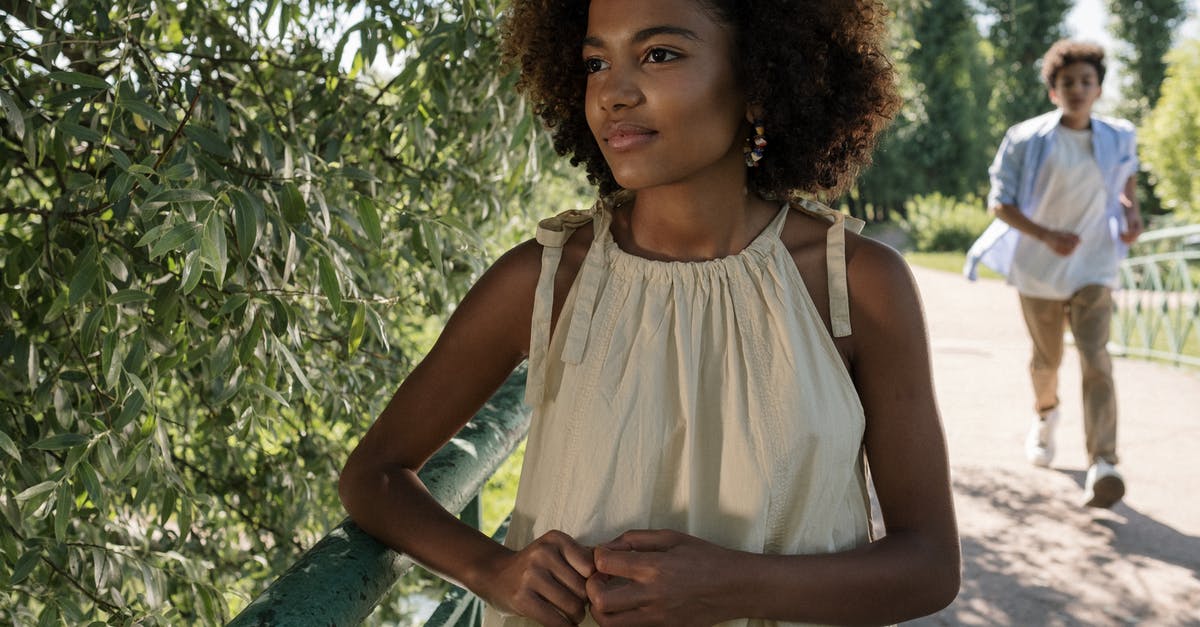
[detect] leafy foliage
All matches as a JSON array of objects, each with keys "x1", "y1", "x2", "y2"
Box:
[
  {"x1": 1106, "y1": 0, "x2": 1186, "y2": 217},
  {"x1": 892, "y1": 193, "x2": 993, "y2": 252},
  {"x1": 979, "y1": 0, "x2": 1071, "y2": 136},
  {"x1": 1141, "y1": 39, "x2": 1200, "y2": 220},
  {"x1": 857, "y1": 0, "x2": 992, "y2": 216},
  {"x1": 1107, "y1": 0, "x2": 1186, "y2": 117},
  {"x1": 0, "y1": 0, "x2": 564, "y2": 624}
]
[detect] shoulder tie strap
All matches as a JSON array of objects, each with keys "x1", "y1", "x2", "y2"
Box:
[
  {"x1": 793, "y1": 199, "x2": 864, "y2": 338},
  {"x1": 525, "y1": 208, "x2": 596, "y2": 407}
]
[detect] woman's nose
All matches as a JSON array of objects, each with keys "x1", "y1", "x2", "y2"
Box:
[{"x1": 597, "y1": 64, "x2": 645, "y2": 112}]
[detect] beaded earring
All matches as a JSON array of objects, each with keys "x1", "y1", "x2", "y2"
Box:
[{"x1": 744, "y1": 119, "x2": 767, "y2": 167}]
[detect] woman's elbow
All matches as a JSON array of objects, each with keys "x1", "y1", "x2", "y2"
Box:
[
  {"x1": 923, "y1": 548, "x2": 962, "y2": 614},
  {"x1": 337, "y1": 453, "x2": 369, "y2": 518}
]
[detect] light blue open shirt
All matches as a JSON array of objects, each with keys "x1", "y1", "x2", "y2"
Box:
[{"x1": 963, "y1": 109, "x2": 1139, "y2": 281}]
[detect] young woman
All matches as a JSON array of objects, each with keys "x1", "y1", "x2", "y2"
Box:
[{"x1": 339, "y1": 1, "x2": 961, "y2": 625}]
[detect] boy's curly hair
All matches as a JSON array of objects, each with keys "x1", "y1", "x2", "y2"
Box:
[
  {"x1": 1041, "y1": 40, "x2": 1107, "y2": 87},
  {"x1": 500, "y1": 0, "x2": 900, "y2": 198}
]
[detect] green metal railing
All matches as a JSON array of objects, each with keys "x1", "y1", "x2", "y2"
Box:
[
  {"x1": 1112, "y1": 224, "x2": 1200, "y2": 368},
  {"x1": 228, "y1": 367, "x2": 531, "y2": 627}
]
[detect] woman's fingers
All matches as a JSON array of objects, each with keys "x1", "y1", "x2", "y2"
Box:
[
  {"x1": 532, "y1": 570, "x2": 588, "y2": 624},
  {"x1": 601, "y1": 529, "x2": 680, "y2": 552},
  {"x1": 548, "y1": 554, "x2": 589, "y2": 599},
  {"x1": 557, "y1": 534, "x2": 598, "y2": 578},
  {"x1": 593, "y1": 546, "x2": 656, "y2": 579},
  {"x1": 587, "y1": 572, "x2": 650, "y2": 615},
  {"x1": 520, "y1": 591, "x2": 577, "y2": 627}
]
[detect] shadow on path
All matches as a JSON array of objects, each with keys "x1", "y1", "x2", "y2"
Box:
[
  {"x1": 905, "y1": 466, "x2": 1200, "y2": 626},
  {"x1": 1054, "y1": 468, "x2": 1200, "y2": 579}
]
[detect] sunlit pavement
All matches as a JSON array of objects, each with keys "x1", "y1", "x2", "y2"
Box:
[{"x1": 904, "y1": 266, "x2": 1200, "y2": 626}]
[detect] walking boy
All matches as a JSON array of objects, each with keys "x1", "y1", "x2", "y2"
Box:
[{"x1": 965, "y1": 40, "x2": 1142, "y2": 508}]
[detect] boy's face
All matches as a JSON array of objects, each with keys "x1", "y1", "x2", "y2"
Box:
[{"x1": 1048, "y1": 61, "x2": 1102, "y2": 119}]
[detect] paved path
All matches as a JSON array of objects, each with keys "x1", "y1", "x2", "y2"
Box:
[{"x1": 903, "y1": 266, "x2": 1200, "y2": 626}]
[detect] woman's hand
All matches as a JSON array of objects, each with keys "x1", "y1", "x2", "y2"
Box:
[
  {"x1": 476, "y1": 530, "x2": 596, "y2": 626},
  {"x1": 587, "y1": 529, "x2": 734, "y2": 627}
]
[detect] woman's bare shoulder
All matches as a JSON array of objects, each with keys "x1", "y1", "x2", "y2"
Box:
[
  {"x1": 478, "y1": 220, "x2": 595, "y2": 356},
  {"x1": 844, "y1": 232, "x2": 917, "y2": 311},
  {"x1": 487, "y1": 221, "x2": 595, "y2": 293}
]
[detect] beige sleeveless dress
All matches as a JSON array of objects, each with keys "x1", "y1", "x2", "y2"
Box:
[{"x1": 481, "y1": 197, "x2": 872, "y2": 627}]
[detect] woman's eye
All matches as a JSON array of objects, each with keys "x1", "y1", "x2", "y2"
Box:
[
  {"x1": 645, "y1": 48, "x2": 680, "y2": 63},
  {"x1": 584, "y1": 58, "x2": 609, "y2": 74}
]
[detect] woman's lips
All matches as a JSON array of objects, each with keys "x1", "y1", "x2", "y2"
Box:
[{"x1": 605, "y1": 126, "x2": 657, "y2": 151}]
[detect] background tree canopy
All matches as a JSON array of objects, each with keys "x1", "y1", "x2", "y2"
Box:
[
  {"x1": 1, "y1": 0, "x2": 1196, "y2": 624},
  {"x1": 0, "y1": 0, "x2": 571, "y2": 623}
]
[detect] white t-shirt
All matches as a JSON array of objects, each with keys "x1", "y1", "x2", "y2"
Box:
[{"x1": 1009, "y1": 125, "x2": 1117, "y2": 300}]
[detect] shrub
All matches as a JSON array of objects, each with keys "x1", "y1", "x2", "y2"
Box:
[{"x1": 892, "y1": 193, "x2": 993, "y2": 252}]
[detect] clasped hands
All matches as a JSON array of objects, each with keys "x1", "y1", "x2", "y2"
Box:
[{"x1": 481, "y1": 528, "x2": 731, "y2": 627}]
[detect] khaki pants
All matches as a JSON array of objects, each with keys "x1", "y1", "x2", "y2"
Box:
[{"x1": 1019, "y1": 285, "x2": 1118, "y2": 464}]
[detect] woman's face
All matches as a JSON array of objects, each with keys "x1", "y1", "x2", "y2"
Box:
[{"x1": 582, "y1": 0, "x2": 748, "y2": 192}]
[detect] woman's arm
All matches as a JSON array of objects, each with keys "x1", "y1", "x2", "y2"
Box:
[
  {"x1": 339, "y1": 240, "x2": 594, "y2": 626},
  {"x1": 587, "y1": 238, "x2": 960, "y2": 626}
]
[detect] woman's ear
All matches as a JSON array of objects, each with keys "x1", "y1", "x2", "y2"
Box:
[{"x1": 746, "y1": 103, "x2": 765, "y2": 124}]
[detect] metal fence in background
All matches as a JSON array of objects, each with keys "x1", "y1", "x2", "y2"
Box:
[{"x1": 1112, "y1": 224, "x2": 1200, "y2": 368}]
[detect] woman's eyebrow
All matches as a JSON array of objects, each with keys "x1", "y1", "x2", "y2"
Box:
[{"x1": 582, "y1": 25, "x2": 702, "y2": 49}]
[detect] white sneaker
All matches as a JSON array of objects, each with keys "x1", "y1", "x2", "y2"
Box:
[
  {"x1": 1025, "y1": 408, "x2": 1059, "y2": 467},
  {"x1": 1083, "y1": 460, "x2": 1125, "y2": 508}
]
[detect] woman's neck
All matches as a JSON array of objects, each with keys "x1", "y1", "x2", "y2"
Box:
[{"x1": 614, "y1": 180, "x2": 779, "y2": 262}]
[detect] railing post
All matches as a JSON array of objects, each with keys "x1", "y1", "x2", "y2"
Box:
[{"x1": 227, "y1": 366, "x2": 532, "y2": 627}]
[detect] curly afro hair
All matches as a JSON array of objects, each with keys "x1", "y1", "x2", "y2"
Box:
[
  {"x1": 1041, "y1": 39, "x2": 1106, "y2": 87},
  {"x1": 500, "y1": 0, "x2": 901, "y2": 199}
]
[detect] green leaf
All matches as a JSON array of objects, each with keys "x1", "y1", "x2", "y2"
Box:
[
  {"x1": 180, "y1": 249, "x2": 202, "y2": 294},
  {"x1": 0, "y1": 430, "x2": 20, "y2": 461},
  {"x1": 69, "y1": 255, "x2": 100, "y2": 306},
  {"x1": 146, "y1": 188, "x2": 214, "y2": 204},
  {"x1": 102, "y1": 251, "x2": 129, "y2": 281},
  {"x1": 118, "y1": 98, "x2": 172, "y2": 131},
  {"x1": 318, "y1": 254, "x2": 341, "y2": 312},
  {"x1": 59, "y1": 121, "x2": 103, "y2": 143},
  {"x1": 115, "y1": 390, "x2": 144, "y2": 429},
  {"x1": 16, "y1": 480, "x2": 58, "y2": 502},
  {"x1": 420, "y1": 220, "x2": 444, "y2": 269},
  {"x1": 109, "y1": 147, "x2": 132, "y2": 170},
  {"x1": 183, "y1": 125, "x2": 232, "y2": 159},
  {"x1": 357, "y1": 197, "x2": 383, "y2": 247},
  {"x1": 162, "y1": 163, "x2": 195, "y2": 180},
  {"x1": 80, "y1": 307, "x2": 104, "y2": 353},
  {"x1": 0, "y1": 88, "x2": 25, "y2": 140},
  {"x1": 54, "y1": 483, "x2": 72, "y2": 541},
  {"x1": 31, "y1": 433, "x2": 90, "y2": 450},
  {"x1": 110, "y1": 289, "x2": 153, "y2": 305},
  {"x1": 45, "y1": 287, "x2": 70, "y2": 321},
  {"x1": 232, "y1": 190, "x2": 261, "y2": 257},
  {"x1": 280, "y1": 182, "x2": 306, "y2": 224},
  {"x1": 149, "y1": 223, "x2": 199, "y2": 258},
  {"x1": 273, "y1": 339, "x2": 313, "y2": 393},
  {"x1": 364, "y1": 305, "x2": 389, "y2": 352},
  {"x1": 48, "y1": 71, "x2": 111, "y2": 90},
  {"x1": 78, "y1": 462, "x2": 104, "y2": 509},
  {"x1": 218, "y1": 293, "x2": 249, "y2": 317},
  {"x1": 250, "y1": 382, "x2": 290, "y2": 408},
  {"x1": 200, "y1": 212, "x2": 228, "y2": 287},
  {"x1": 348, "y1": 303, "x2": 366, "y2": 355},
  {"x1": 59, "y1": 370, "x2": 89, "y2": 382},
  {"x1": 10, "y1": 546, "x2": 42, "y2": 584}
]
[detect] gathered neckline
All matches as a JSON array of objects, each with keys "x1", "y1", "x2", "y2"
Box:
[{"x1": 598, "y1": 204, "x2": 789, "y2": 273}]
